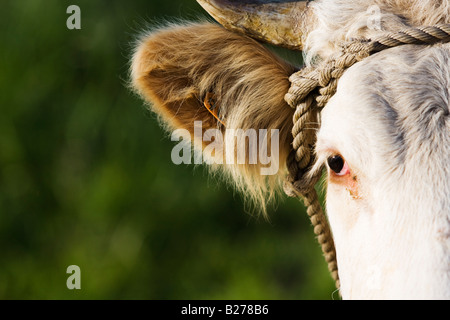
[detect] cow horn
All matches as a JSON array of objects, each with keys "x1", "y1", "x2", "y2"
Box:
[{"x1": 196, "y1": 0, "x2": 308, "y2": 50}]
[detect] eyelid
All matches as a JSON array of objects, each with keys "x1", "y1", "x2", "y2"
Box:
[
  {"x1": 315, "y1": 144, "x2": 354, "y2": 177},
  {"x1": 323, "y1": 151, "x2": 351, "y2": 177},
  {"x1": 333, "y1": 160, "x2": 350, "y2": 176}
]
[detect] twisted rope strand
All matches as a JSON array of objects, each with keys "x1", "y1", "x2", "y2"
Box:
[{"x1": 369, "y1": 24, "x2": 450, "y2": 53}]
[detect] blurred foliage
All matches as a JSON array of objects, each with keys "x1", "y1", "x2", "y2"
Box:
[{"x1": 0, "y1": 0, "x2": 334, "y2": 299}]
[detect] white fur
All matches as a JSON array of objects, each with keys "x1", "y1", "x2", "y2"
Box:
[
  {"x1": 303, "y1": 0, "x2": 450, "y2": 65},
  {"x1": 305, "y1": 0, "x2": 450, "y2": 300},
  {"x1": 316, "y1": 43, "x2": 450, "y2": 299}
]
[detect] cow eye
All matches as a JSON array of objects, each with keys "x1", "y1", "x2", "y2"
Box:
[{"x1": 327, "y1": 155, "x2": 347, "y2": 176}]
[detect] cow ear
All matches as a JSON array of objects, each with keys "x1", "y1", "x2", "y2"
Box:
[{"x1": 131, "y1": 22, "x2": 296, "y2": 213}]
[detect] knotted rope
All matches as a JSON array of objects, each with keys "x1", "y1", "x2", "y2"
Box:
[{"x1": 283, "y1": 24, "x2": 450, "y2": 290}]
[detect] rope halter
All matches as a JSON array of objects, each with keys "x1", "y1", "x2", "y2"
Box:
[{"x1": 283, "y1": 24, "x2": 450, "y2": 290}]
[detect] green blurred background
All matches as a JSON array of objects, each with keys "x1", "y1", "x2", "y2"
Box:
[{"x1": 0, "y1": 0, "x2": 335, "y2": 299}]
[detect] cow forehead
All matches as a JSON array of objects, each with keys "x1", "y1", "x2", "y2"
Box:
[{"x1": 318, "y1": 43, "x2": 450, "y2": 173}]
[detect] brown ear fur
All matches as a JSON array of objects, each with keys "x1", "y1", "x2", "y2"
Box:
[{"x1": 131, "y1": 22, "x2": 296, "y2": 213}]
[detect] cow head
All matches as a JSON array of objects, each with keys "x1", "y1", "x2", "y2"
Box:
[{"x1": 131, "y1": 0, "x2": 450, "y2": 299}]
